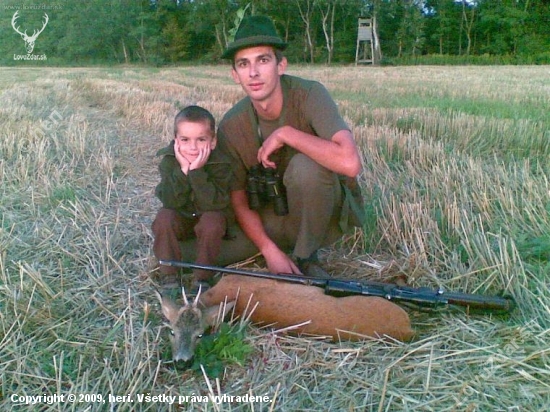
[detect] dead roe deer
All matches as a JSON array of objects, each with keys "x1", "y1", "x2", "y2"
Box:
[
  {"x1": 157, "y1": 275, "x2": 414, "y2": 361},
  {"x1": 156, "y1": 288, "x2": 235, "y2": 362}
]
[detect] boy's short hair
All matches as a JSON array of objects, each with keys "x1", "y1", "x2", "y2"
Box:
[{"x1": 174, "y1": 105, "x2": 215, "y2": 136}]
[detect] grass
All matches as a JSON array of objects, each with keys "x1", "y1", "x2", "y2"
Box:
[
  {"x1": 0, "y1": 64, "x2": 549, "y2": 411},
  {"x1": 191, "y1": 322, "x2": 253, "y2": 379}
]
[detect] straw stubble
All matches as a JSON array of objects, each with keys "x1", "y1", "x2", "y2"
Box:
[{"x1": 0, "y1": 65, "x2": 548, "y2": 411}]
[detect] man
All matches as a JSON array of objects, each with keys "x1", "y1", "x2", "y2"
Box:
[{"x1": 217, "y1": 15, "x2": 364, "y2": 276}]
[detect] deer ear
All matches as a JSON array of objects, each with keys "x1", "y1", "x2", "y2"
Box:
[
  {"x1": 155, "y1": 290, "x2": 180, "y2": 322},
  {"x1": 203, "y1": 301, "x2": 236, "y2": 326}
]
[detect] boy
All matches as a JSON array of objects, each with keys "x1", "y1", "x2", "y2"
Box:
[{"x1": 152, "y1": 105, "x2": 232, "y2": 292}]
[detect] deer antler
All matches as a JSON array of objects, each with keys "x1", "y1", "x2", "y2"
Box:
[
  {"x1": 11, "y1": 11, "x2": 26, "y2": 37},
  {"x1": 32, "y1": 13, "x2": 49, "y2": 39},
  {"x1": 181, "y1": 286, "x2": 189, "y2": 306},
  {"x1": 11, "y1": 12, "x2": 49, "y2": 41},
  {"x1": 193, "y1": 284, "x2": 203, "y2": 307}
]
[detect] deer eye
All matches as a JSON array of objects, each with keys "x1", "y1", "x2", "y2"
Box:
[
  {"x1": 169, "y1": 329, "x2": 175, "y2": 336},
  {"x1": 197, "y1": 334, "x2": 203, "y2": 339}
]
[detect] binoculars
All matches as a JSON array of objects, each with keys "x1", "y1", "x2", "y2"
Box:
[{"x1": 246, "y1": 164, "x2": 288, "y2": 216}]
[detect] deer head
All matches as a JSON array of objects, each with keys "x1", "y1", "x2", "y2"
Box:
[
  {"x1": 156, "y1": 287, "x2": 235, "y2": 362},
  {"x1": 12, "y1": 11, "x2": 49, "y2": 54}
]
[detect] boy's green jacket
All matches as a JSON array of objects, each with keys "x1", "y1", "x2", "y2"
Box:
[{"x1": 155, "y1": 141, "x2": 233, "y2": 219}]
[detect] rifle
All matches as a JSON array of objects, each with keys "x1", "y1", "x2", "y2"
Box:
[{"x1": 159, "y1": 260, "x2": 516, "y2": 314}]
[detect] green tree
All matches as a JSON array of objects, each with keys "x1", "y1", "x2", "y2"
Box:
[
  {"x1": 2, "y1": 0, "x2": 549, "y2": 65},
  {"x1": 477, "y1": 0, "x2": 548, "y2": 59},
  {"x1": 425, "y1": 0, "x2": 462, "y2": 55},
  {"x1": 161, "y1": 15, "x2": 188, "y2": 62},
  {"x1": 183, "y1": 0, "x2": 242, "y2": 60},
  {"x1": 296, "y1": 0, "x2": 318, "y2": 63}
]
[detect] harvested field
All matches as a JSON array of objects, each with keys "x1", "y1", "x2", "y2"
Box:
[{"x1": 0, "y1": 65, "x2": 549, "y2": 411}]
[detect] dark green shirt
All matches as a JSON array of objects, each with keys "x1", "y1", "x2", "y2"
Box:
[
  {"x1": 217, "y1": 74, "x2": 350, "y2": 191},
  {"x1": 154, "y1": 141, "x2": 233, "y2": 219}
]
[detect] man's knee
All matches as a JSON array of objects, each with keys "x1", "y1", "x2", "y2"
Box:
[{"x1": 284, "y1": 153, "x2": 336, "y2": 191}]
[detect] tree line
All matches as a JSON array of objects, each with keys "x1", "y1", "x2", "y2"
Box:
[{"x1": 1, "y1": 0, "x2": 548, "y2": 66}]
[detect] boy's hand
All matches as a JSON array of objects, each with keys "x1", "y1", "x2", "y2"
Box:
[
  {"x1": 189, "y1": 146, "x2": 211, "y2": 171},
  {"x1": 174, "y1": 139, "x2": 191, "y2": 174}
]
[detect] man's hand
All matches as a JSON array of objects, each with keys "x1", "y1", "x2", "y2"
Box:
[
  {"x1": 258, "y1": 126, "x2": 362, "y2": 178},
  {"x1": 262, "y1": 243, "x2": 301, "y2": 275},
  {"x1": 231, "y1": 190, "x2": 301, "y2": 275},
  {"x1": 257, "y1": 128, "x2": 285, "y2": 169}
]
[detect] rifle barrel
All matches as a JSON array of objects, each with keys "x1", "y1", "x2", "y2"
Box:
[
  {"x1": 159, "y1": 260, "x2": 327, "y2": 287},
  {"x1": 444, "y1": 291, "x2": 516, "y2": 313},
  {"x1": 159, "y1": 260, "x2": 515, "y2": 314},
  {"x1": 358, "y1": 283, "x2": 515, "y2": 313}
]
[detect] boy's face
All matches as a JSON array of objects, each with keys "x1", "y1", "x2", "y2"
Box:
[{"x1": 174, "y1": 120, "x2": 216, "y2": 163}]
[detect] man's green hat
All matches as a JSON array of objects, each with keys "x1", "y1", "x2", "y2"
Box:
[{"x1": 221, "y1": 15, "x2": 287, "y2": 59}]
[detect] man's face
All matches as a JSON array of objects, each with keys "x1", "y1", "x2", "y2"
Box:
[
  {"x1": 174, "y1": 120, "x2": 216, "y2": 163},
  {"x1": 231, "y1": 46, "x2": 287, "y2": 104}
]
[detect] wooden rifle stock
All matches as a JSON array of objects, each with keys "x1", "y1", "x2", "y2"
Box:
[{"x1": 160, "y1": 260, "x2": 516, "y2": 314}]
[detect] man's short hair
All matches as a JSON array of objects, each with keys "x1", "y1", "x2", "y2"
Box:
[
  {"x1": 231, "y1": 47, "x2": 285, "y2": 69},
  {"x1": 174, "y1": 105, "x2": 215, "y2": 136}
]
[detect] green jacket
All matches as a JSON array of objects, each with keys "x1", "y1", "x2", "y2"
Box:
[{"x1": 154, "y1": 141, "x2": 233, "y2": 219}]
